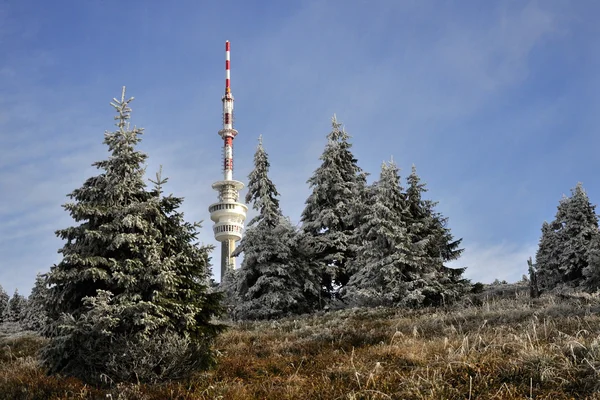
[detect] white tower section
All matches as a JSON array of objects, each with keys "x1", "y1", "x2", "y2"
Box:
[{"x1": 209, "y1": 40, "x2": 248, "y2": 279}]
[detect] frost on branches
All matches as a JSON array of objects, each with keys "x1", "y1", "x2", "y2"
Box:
[
  {"x1": 403, "y1": 165, "x2": 467, "y2": 306},
  {"x1": 42, "y1": 88, "x2": 223, "y2": 385},
  {"x1": 344, "y1": 162, "x2": 467, "y2": 307},
  {"x1": 300, "y1": 116, "x2": 367, "y2": 297},
  {"x1": 21, "y1": 273, "x2": 50, "y2": 332},
  {"x1": 3, "y1": 289, "x2": 26, "y2": 323},
  {"x1": 344, "y1": 161, "x2": 413, "y2": 306},
  {"x1": 230, "y1": 137, "x2": 321, "y2": 320},
  {"x1": 535, "y1": 183, "x2": 600, "y2": 291},
  {"x1": 0, "y1": 285, "x2": 9, "y2": 323}
]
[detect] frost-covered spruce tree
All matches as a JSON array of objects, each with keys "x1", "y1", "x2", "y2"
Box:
[
  {"x1": 300, "y1": 116, "x2": 367, "y2": 296},
  {"x1": 343, "y1": 161, "x2": 414, "y2": 306},
  {"x1": 559, "y1": 184, "x2": 599, "y2": 285},
  {"x1": 0, "y1": 285, "x2": 9, "y2": 323},
  {"x1": 406, "y1": 166, "x2": 463, "y2": 263},
  {"x1": 3, "y1": 289, "x2": 26, "y2": 323},
  {"x1": 42, "y1": 88, "x2": 223, "y2": 385},
  {"x1": 535, "y1": 220, "x2": 562, "y2": 289},
  {"x1": 584, "y1": 234, "x2": 600, "y2": 291},
  {"x1": 537, "y1": 183, "x2": 599, "y2": 290},
  {"x1": 403, "y1": 165, "x2": 467, "y2": 305},
  {"x1": 146, "y1": 166, "x2": 224, "y2": 343},
  {"x1": 22, "y1": 273, "x2": 50, "y2": 332},
  {"x1": 232, "y1": 137, "x2": 321, "y2": 320}
]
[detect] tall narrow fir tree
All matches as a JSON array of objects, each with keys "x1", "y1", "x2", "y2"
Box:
[
  {"x1": 301, "y1": 116, "x2": 367, "y2": 296},
  {"x1": 231, "y1": 137, "x2": 320, "y2": 319}
]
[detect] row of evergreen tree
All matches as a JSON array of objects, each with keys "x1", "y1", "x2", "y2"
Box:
[
  {"x1": 15, "y1": 87, "x2": 598, "y2": 387},
  {"x1": 24, "y1": 89, "x2": 469, "y2": 385},
  {"x1": 533, "y1": 183, "x2": 600, "y2": 293},
  {"x1": 0, "y1": 275, "x2": 48, "y2": 331},
  {"x1": 223, "y1": 116, "x2": 470, "y2": 320}
]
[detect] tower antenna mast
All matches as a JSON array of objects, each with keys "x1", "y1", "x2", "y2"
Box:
[{"x1": 208, "y1": 41, "x2": 248, "y2": 279}]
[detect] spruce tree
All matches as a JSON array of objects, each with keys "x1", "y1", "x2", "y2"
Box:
[
  {"x1": 3, "y1": 289, "x2": 26, "y2": 323},
  {"x1": 245, "y1": 135, "x2": 282, "y2": 227},
  {"x1": 232, "y1": 137, "x2": 321, "y2": 319},
  {"x1": 343, "y1": 161, "x2": 414, "y2": 306},
  {"x1": 406, "y1": 165, "x2": 463, "y2": 264},
  {"x1": 300, "y1": 116, "x2": 367, "y2": 296},
  {"x1": 535, "y1": 220, "x2": 562, "y2": 289},
  {"x1": 536, "y1": 183, "x2": 599, "y2": 290},
  {"x1": 43, "y1": 88, "x2": 223, "y2": 384},
  {"x1": 0, "y1": 285, "x2": 9, "y2": 323},
  {"x1": 404, "y1": 165, "x2": 467, "y2": 305},
  {"x1": 583, "y1": 234, "x2": 600, "y2": 291},
  {"x1": 22, "y1": 273, "x2": 50, "y2": 332},
  {"x1": 559, "y1": 184, "x2": 599, "y2": 283}
]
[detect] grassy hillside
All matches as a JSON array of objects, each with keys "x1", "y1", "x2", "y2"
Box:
[{"x1": 3, "y1": 284, "x2": 600, "y2": 399}]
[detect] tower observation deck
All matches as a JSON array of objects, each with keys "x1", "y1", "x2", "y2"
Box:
[{"x1": 209, "y1": 41, "x2": 248, "y2": 279}]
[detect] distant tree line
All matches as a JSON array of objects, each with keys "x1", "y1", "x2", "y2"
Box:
[{"x1": 0, "y1": 274, "x2": 49, "y2": 331}]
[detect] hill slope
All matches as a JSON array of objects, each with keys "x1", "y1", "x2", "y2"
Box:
[{"x1": 3, "y1": 284, "x2": 600, "y2": 399}]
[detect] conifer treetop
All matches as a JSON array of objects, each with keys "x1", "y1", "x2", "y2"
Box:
[
  {"x1": 301, "y1": 115, "x2": 366, "y2": 231},
  {"x1": 110, "y1": 86, "x2": 134, "y2": 128},
  {"x1": 245, "y1": 136, "x2": 282, "y2": 227}
]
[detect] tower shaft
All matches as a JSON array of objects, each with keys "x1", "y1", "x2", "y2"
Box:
[{"x1": 209, "y1": 41, "x2": 248, "y2": 280}]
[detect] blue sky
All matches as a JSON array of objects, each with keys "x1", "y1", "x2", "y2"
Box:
[{"x1": 1, "y1": 0, "x2": 599, "y2": 296}]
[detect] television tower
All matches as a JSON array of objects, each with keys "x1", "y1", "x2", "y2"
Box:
[{"x1": 209, "y1": 41, "x2": 248, "y2": 279}]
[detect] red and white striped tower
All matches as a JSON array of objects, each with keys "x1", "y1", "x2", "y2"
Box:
[{"x1": 209, "y1": 41, "x2": 248, "y2": 279}]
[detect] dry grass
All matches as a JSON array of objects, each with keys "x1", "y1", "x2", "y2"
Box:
[{"x1": 4, "y1": 284, "x2": 600, "y2": 399}]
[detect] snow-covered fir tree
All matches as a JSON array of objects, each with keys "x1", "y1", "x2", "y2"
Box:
[
  {"x1": 0, "y1": 285, "x2": 9, "y2": 323},
  {"x1": 406, "y1": 165, "x2": 463, "y2": 263},
  {"x1": 3, "y1": 289, "x2": 26, "y2": 323},
  {"x1": 535, "y1": 220, "x2": 562, "y2": 289},
  {"x1": 232, "y1": 137, "x2": 321, "y2": 319},
  {"x1": 22, "y1": 273, "x2": 50, "y2": 332},
  {"x1": 300, "y1": 116, "x2": 367, "y2": 296},
  {"x1": 583, "y1": 233, "x2": 600, "y2": 291},
  {"x1": 536, "y1": 183, "x2": 600, "y2": 290},
  {"x1": 559, "y1": 184, "x2": 600, "y2": 284},
  {"x1": 344, "y1": 162, "x2": 467, "y2": 307},
  {"x1": 343, "y1": 161, "x2": 414, "y2": 306},
  {"x1": 42, "y1": 88, "x2": 223, "y2": 385},
  {"x1": 403, "y1": 165, "x2": 467, "y2": 305}
]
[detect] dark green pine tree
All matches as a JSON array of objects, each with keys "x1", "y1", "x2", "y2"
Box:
[
  {"x1": 537, "y1": 183, "x2": 599, "y2": 290},
  {"x1": 232, "y1": 137, "x2": 321, "y2": 319},
  {"x1": 343, "y1": 161, "x2": 414, "y2": 306},
  {"x1": 404, "y1": 165, "x2": 467, "y2": 306},
  {"x1": 43, "y1": 88, "x2": 223, "y2": 385},
  {"x1": 300, "y1": 116, "x2": 367, "y2": 296}
]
